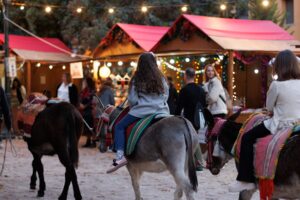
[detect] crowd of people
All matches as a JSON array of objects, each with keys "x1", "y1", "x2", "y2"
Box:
[{"x1": 0, "y1": 49, "x2": 299, "y2": 194}]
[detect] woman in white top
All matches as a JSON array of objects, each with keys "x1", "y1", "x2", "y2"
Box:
[
  {"x1": 203, "y1": 64, "x2": 228, "y2": 118},
  {"x1": 229, "y1": 50, "x2": 300, "y2": 192},
  {"x1": 57, "y1": 73, "x2": 79, "y2": 107}
]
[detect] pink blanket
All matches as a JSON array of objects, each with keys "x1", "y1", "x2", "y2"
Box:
[
  {"x1": 254, "y1": 127, "x2": 292, "y2": 179},
  {"x1": 233, "y1": 113, "x2": 268, "y2": 162}
]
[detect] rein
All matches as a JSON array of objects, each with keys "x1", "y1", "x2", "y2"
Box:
[
  {"x1": 0, "y1": 130, "x2": 18, "y2": 176},
  {"x1": 206, "y1": 118, "x2": 226, "y2": 169}
]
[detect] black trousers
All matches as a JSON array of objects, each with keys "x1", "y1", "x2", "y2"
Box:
[{"x1": 237, "y1": 123, "x2": 271, "y2": 183}]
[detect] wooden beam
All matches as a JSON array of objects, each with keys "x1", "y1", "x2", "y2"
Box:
[
  {"x1": 26, "y1": 61, "x2": 31, "y2": 94},
  {"x1": 227, "y1": 50, "x2": 234, "y2": 101}
]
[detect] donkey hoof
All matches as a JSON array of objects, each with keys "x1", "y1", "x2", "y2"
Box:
[
  {"x1": 30, "y1": 185, "x2": 36, "y2": 190},
  {"x1": 98, "y1": 143, "x2": 107, "y2": 153},
  {"x1": 58, "y1": 195, "x2": 67, "y2": 200},
  {"x1": 75, "y1": 195, "x2": 82, "y2": 200},
  {"x1": 37, "y1": 190, "x2": 44, "y2": 197}
]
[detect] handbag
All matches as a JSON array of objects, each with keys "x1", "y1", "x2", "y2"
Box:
[{"x1": 194, "y1": 102, "x2": 206, "y2": 131}]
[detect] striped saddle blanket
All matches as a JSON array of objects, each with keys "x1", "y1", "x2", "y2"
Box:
[
  {"x1": 125, "y1": 114, "x2": 161, "y2": 155},
  {"x1": 233, "y1": 112, "x2": 295, "y2": 178}
]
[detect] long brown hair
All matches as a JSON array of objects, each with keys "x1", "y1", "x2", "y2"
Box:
[
  {"x1": 130, "y1": 52, "x2": 165, "y2": 95},
  {"x1": 274, "y1": 50, "x2": 300, "y2": 81},
  {"x1": 204, "y1": 64, "x2": 221, "y2": 83}
]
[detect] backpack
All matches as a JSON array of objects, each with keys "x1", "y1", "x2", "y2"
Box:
[{"x1": 194, "y1": 102, "x2": 206, "y2": 131}]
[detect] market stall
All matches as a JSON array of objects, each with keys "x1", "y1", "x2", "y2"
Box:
[
  {"x1": 153, "y1": 14, "x2": 300, "y2": 108},
  {"x1": 92, "y1": 23, "x2": 169, "y2": 104},
  {"x1": 0, "y1": 34, "x2": 79, "y2": 96}
]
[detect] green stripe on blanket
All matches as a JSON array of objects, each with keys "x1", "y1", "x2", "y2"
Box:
[{"x1": 126, "y1": 114, "x2": 159, "y2": 155}]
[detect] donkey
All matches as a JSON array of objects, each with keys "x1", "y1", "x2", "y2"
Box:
[
  {"x1": 24, "y1": 102, "x2": 83, "y2": 200},
  {"x1": 96, "y1": 100, "x2": 199, "y2": 200},
  {"x1": 204, "y1": 110, "x2": 300, "y2": 200}
]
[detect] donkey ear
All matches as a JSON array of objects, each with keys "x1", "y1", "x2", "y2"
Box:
[
  {"x1": 203, "y1": 108, "x2": 214, "y2": 128},
  {"x1": 227, "y1": 108, "x2": 242, "y2": 122}
]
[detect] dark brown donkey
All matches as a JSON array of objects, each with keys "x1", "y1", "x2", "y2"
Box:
[
  {"x1": 204, "y1": 110, "x2": 300, "y2": 200},
  {"x1": 24, "y1": 102, "x2": 83, "y2": 200}
]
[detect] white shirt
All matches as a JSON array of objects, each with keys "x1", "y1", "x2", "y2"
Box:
[
  {"x1": 57, "y1": 83, "x2": 70, "y2": 102},
  {"x1": 264, "y1": 80, "x2": 300, "y2": 134}
]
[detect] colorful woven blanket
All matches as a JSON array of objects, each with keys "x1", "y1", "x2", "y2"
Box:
[
  {"x1": 17, "y1": 93, "x2": 48, "y2": 138},
  {"x1": 233, "y1": 113, "x2": 269, "y2": 162},
  {"x1": 126, "y1": 114, "x2": 159, "y2": 155},
  {"x1": 234, "y1": 112, "x2": 299, "y2": 200}
]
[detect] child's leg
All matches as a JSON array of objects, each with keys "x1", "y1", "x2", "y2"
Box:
[{"x1": 114, "y1": 114, "x2": 140, "y2": 159}]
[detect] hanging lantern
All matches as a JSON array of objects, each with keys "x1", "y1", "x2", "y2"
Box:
[{"x1": 99, "y1": 65, "x2": 111, "y2": 78}]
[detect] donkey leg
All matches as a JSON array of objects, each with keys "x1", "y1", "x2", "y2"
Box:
[
  {"x1": 127, "y1": 163, "x2": 143, "y2": 200},
  {"x1": 36, "y1": 156, "x2": 46, "y2": 197},
  {"x1": 238, "y1": 189, "x2": 256, "y2": 200},
  {"x1": 166, "y1": 151, "x2": 195, "y2": 200},
  {"x1": 174, "y1": 185, "x2": 183, "y2": 200},
  {"x1": 57, "y1": 151, "x2": 82, "y2": 200},
  {"x1": 30, "y1": 158, "x2": 37, "y2": 190}
]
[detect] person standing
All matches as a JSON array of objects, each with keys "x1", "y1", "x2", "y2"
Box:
[
  {"x1": 175, "y1": 68, "x2": 206, "y2": 169},
  {"x1": 57, "y1": 73, "x2": 79, "y2": 107},
  {"x1": 203, "y1": 64, "x2": 228, "y2": 118},
  {"x1": 175, "y1": 68, "x2": 206, "y2": 129},
  {"x1": 11, "y1": 78, "x2": 26, "y2": 135},
  {"x1": 167, "y1": 76, "x2": 178, "y2": 115},
  {"x1": 0, "y1": 86, "x2": 12, "y2": 147},
  {"x1": 98, "y1": 77, "x2": 115, "y2": 106},
  {"x1": 79, "y1": 77, "x2": 96, "y2": 148}
]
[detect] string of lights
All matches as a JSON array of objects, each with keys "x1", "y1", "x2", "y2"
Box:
[{"x1": 3, "y1": 0, "x2": 271, "y2": 14}]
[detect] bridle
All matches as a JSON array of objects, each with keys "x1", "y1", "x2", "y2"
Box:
[{"x1": 206, "y1": 118, "x2": 226, "y2": 170}]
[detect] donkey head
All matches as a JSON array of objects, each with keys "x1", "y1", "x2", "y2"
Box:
[{"x1": 204, "y1": 109, "x2": 243, "y2": 175}]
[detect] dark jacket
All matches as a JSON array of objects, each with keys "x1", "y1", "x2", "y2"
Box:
[
  {"x1": 0, "y1": 87, "x2": 11, "y2": 129},
  {"x1": 175, "y1": 83, "x2": 206, "y2": 129},
  {"x1": 56, "y1": 83, "x2": 79, "y2": 107},
  {"x1": 167, "y1": 84, "x2": 178, "y2": 115}
]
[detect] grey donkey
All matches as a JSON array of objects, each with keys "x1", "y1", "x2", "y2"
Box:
[{"x1": 96, "y1": 99, "x2": 199, "y2": 200}]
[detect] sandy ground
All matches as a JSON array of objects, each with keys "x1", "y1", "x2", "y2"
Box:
[{"x1": 0, "y1": 137, "x2": 259, "y2": 200}]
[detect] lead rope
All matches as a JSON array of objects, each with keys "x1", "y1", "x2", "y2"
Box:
[{"x1": 0, "y1": 129, "x2": 17, "y2": 176}]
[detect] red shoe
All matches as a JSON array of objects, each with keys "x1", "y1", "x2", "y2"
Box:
[{"x1": 106, "y1": 157, "x2": 128, "y2": 174}]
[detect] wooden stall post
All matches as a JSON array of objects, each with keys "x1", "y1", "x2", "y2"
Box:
[
  {"x1": 26, "y1": 61, "x2": 31, "y2": 94},
  {"x1": 227, "y1": 50, "x2": 234, "y2": 100},
  {"x1": 227, "y1": 50, "x2": 234, "y2": 115}
]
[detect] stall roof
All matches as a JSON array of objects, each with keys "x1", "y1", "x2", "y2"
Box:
[
  {"x1": 0, "y1": 34, "x2": 77, "y2": 62},
  {"x1": 93, "y1": 23, "x2": 169, "y2": 57},
  {"x1": 157, "y1": 14, "x2": 300, "y2": 53}
]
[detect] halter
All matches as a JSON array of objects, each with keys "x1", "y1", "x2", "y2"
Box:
[{"x1": 206, "y1": 118, "x2": 226, "y2": 169}]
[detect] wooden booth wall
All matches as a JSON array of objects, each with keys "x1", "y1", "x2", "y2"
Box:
[
  {"x1": 94, "y1": 40, "x2": 144, "y2": 58},
  {"x1": 31, "y1": 65, "x2": 81, "y2": 98},
  {"x1": 234, "y1": 63, "x2": 263, "y2": 108}
]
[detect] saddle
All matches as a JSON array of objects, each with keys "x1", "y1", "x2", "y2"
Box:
[
  {"x1": 99, "y1": 106, "x2": 164, "y2": 155},
  {"x1": 234, "y1": 113, "x2": 300, "y2": 200},
  {"x1": 17, "y1": 93, "x2": 48, "y2": 138},
  {"x1": 17, "y1": 93, "x2": 65, "y2": 138}
]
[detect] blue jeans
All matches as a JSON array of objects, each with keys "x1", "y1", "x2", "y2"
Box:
[{"x1": 114, "y1": 114, "x2": 140, "y2": 152}]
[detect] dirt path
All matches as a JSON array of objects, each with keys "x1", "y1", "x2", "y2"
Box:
[{"x1": 0, "y1": 137, "x2": 259, "y2": 200}]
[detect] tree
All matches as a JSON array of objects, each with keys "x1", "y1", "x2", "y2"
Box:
[
  {"x1": 1, "y1": 0, "x2": 250, "y2": 53},
  {"x1": 248, "y1": 0, "x2": 285, "y2": 26}
]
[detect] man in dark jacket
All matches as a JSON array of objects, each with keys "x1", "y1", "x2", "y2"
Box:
[
  {"x1": 175, "y1": 68, "x2": 206, "y2": 129},
  {"x1": 167, "y1": 76, "x2": 178, "y2": 115},
  {"x1": 175, "y1": 68, "x2": 206, "y2": 170}
]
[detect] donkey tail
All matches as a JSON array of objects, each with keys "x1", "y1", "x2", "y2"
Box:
[
  {"x1": 67, "y1": 108, "x2": 82, "y2": 168},
  {"x1": 180, "y1": 117, "x2": 198, "y2": 192}
]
